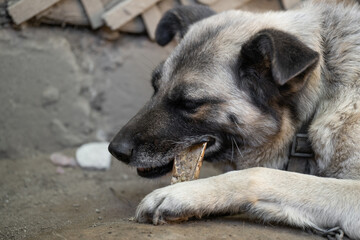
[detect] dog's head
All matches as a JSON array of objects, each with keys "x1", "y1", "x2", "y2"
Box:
[{"x1": 109, "y1": 5, "x2": 320, "y2": 178}]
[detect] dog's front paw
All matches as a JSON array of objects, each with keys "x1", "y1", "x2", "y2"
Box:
[{"x1": 135, "y1": 180, "x2": 207, "y2": 225}]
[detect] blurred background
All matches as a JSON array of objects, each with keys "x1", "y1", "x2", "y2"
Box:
[{"x1": 1, "y1": 0, "x2": 336, "y2": 239}]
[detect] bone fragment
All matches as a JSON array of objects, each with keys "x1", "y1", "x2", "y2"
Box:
[{"x1": 171, "y1": 142, "x2": 207, "y2": 184}]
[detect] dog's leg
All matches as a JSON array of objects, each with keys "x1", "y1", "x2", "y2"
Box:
[{"x1": 136, "y1": 167, "x2": 360, "y2": 239}]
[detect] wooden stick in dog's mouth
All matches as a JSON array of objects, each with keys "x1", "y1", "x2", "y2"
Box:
[{"x1": 171, "y1": 142, "x2": 207, "y2": 184}]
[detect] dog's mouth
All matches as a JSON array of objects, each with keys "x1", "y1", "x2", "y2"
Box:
[
  {"x1": 136, "y1": 136, "x2": 217, "y2": 178},
  {"x1": 136, "y1": 160, "x2": 174, "y2": 178}
]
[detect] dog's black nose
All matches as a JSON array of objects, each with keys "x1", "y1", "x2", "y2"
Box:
[{"x1": 108, "y1": 139, "x2": 134, "y2": 164}]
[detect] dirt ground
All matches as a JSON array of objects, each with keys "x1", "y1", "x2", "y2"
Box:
[{"x1": 0, "y1": 150, "x2": 324, "y2": 240}]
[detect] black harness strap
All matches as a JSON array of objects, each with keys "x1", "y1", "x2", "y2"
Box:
[{"x1": 286, "y1": 116, "x2": 315, "y2": 174}]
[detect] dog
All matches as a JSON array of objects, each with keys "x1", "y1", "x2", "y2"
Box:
[{"x1": 108, "y1": 1, "x2": 360, "y2": 239}]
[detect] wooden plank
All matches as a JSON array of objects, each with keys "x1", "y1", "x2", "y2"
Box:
[
  {"x1": 102, "y1": 0, "x2": 125, "y2": 11},
  {"x1": 142, "y1": 4, "x2": 162, "y2": 41},
  {"x1": 158, "y1": 0, "x2": 177, "y2": 14},
  {"x1": 119, "y1": 16, "x2": 145, "y2": 33},
  {"x1": 80, "y1": 0, "x2": 105, "y2": 29},
  {"x1": 101, "y1": 0, "x2": 116, "y2": 8},
  {"x1": 8, "y1": 0, "x2": 60, "y2": 24},
  {"x1": 103, "y1": 0, "x2": 161, "y2": 30},
  {"x1": 180, "y1": 0, "x2": 196, "y2": 5},
  {"x1": 36, "y1": 0, "x2": 89, "y2": 26},
  {"x1": 36, "y1": 0, "x2": 144, "y2": 33},
  {"x1": 210, "y1": 0, "x2": 251, "y2": 12},
  {"x1": 197, "y1": 0, "x2": 218, "y2": 5}
]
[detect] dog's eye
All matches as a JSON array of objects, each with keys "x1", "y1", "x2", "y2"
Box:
[{"x1": 177, "y1": 100, "x2": 205, "y2": 113}]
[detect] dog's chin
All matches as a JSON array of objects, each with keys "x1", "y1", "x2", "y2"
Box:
[{"x1": 136, "y1": 160, "x2": 174, "y2": 178}]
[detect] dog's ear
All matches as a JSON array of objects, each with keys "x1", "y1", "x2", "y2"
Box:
[
  {"x1": 240, "y1": 29, "x2": 319, "y2": 86},
  {"x1": 155, "y1": 5, "x2": 215, "y2": 46}
]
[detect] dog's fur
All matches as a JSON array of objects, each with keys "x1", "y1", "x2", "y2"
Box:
[{"x1": 108, "y1": 1, "x2": 360, "y2": 239}]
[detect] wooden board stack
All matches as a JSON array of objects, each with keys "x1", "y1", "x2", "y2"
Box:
[{"x1": 7, "y1": 0, "x2": 255, "y2": 40}]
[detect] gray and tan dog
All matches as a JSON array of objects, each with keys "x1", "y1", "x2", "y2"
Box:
[{"x1": 108, "y1": 1, "x2": 360, "y2": 239}]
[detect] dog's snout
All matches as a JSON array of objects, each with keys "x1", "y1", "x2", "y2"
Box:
[{"x1": 108, "y1": 137, "x2": 134, "y2": 164}]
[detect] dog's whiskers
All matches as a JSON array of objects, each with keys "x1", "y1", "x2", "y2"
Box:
[
  {"x1": 231, "y1": 137, "x2": 234, "y2": 162},
  {"x1": 233, "y1": 120, "x2": 243, "y2": 135},
  {"x1": 232, "y1": 137, "x2": 243, "y2": 159}
]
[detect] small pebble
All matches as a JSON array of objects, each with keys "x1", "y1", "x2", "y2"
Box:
[
  {"x1": 76, "y1": 142, "x2": 111, "y2": 170},
  {"x1": 50, "y1": 153, "x2": 77, "y2": 167},
  {"x1": 42, "y1": 86, "x2": 60, "y2": 106},
  {"x1": 98, "y1": 216, "x2": 103, "y2": 220},
  {"x1": 95, "y1": 209, "x2": 100, "y2": 213}
]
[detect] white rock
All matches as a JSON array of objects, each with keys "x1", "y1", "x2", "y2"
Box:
[{"x1": 76, "y1": 142, "x2": 111, "y2": 170}]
